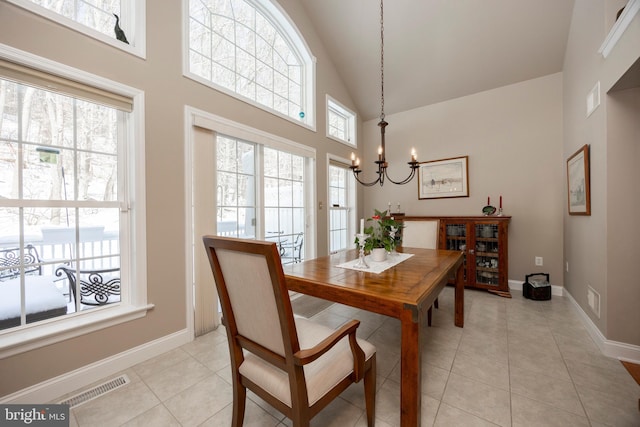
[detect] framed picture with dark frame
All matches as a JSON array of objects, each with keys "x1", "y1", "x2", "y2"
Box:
[
  {"x1": 567, "y1": 144, "x2": 591, "y2": 215},
  {"x1": 418, "y1": 156, "x2": 469, "y2": 199}
]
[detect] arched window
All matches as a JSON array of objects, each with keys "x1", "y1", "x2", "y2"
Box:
[{"x1": 186, "y1": 0, "x2": 315, "y2": 128}]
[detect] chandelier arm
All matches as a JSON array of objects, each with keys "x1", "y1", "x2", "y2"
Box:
[{"x1": 383, "y1": 167, "x2": 417, "y2": 186}]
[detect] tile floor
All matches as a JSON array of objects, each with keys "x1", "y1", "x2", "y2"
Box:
[{"x1": 58, "y1": 288, "x2": 640, "y2": 426}]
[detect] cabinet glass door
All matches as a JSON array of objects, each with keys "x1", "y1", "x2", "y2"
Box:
[
  {"x1": 445, "y1": 223, "x2": 467, "y2": 282},
  {"x1": 475, "y1": 223, "x2": 499, "y2": 287}
]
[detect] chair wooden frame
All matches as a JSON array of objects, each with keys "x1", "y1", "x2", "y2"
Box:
[
  {"x1": 399, "y1": 219, "x2": 441, "y2": 326},
  {"x1": 203, "y1": 236, "x2": 376, "y2": 427}
]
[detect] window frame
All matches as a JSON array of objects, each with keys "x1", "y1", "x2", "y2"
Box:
[
  {"x1": 326, "y1": 95, "x2": 357, "y2": 147},
  {"x1": 0, "y1": 44, "x2": 150, "y2": 358},
  {"x1": 5, "y1": 0, "x2": 146, "y2": 59},
  {"x1": 183, "y1": 0, "x2": 317, "y2": 131},
  {"x1": 327, "y1": 155, "x2": 356, "y2": 254}
]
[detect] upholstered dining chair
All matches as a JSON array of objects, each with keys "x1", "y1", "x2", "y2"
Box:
[
  {"x1": 401, "y1": 220, "x2": 440, "y2": 326},
  {"x1": 202, "y1": 236, "x2": 376, "y2": 427}
]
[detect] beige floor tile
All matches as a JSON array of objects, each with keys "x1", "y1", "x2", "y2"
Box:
[
  {"x1": 435, "y1": 402, "x2": 502, "y2": 426},
  {"x1": 73, "y1": 380, "x2": 159, "y2": 427},
  {"x1": 120, "y1": 404, "x2": 181, "y2": 427},
  {"x1": 143, "y1": 356, "x2": 213, "y2": 401},
  {"x1": 509, "y1": 365, "x2": 585, "y2": 416},
  {"x1": 442, "y1": 373, "x2": 511, "y2": 427},
  {"x1": 164, "y1": 373, "x2": 233, "y2": 427},
  {"x1": 132, "y1": 347, "x2": 191, "y2": 380},
  {"x1": 58, "y1": 293, "x2": 640, "y2": 427},
  {"x1": 576, "y1": 383, "x2": 640, "y2": 427},
  {"x1": 511, "y1": 392, "x2": 590, "y2": 427},
  {"x1": 451, "y1": 349, "x2": 509, "y2": 391},
  {"x1": 198, "y1": 399, "x2": 281, "y2": 427},
  {"x1": 457, "y1": 329, "x2": 509, "y2": 364}
]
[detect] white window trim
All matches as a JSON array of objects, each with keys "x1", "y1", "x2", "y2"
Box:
[
  {"x1": 182, "y1": 0, "x2": 317, "y2": 132},
  {"x1": 0, "y1": 43, "x2": 150, "y2": 358},
  {"x1": 185, "y1": 105, "x2": 317, "y2": 335},
  {"x1": 5, "y1": 0, "x2": 147, "y2": 59},
  {"x1": 326, "y1": 95, "x2": 357, "y2": 147},
  {"x1": 327, "y1": 154, "x2": 356, "y2": 254}
]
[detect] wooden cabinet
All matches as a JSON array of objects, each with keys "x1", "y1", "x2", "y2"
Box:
[{"x1": 400, "y1": 215, "x2": 511, "y2": 297}]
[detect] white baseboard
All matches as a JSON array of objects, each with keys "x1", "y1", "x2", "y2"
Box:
[
  {"x1": 508, "y1": 280, "x2": 640, "y2": 363},
  {"x1": 563, "y1": 290, "x2": 640, "y2": 364},
  {"x1": 1, "y1": 329, "x2": 192, "y2": 404},
  {"x1": 508, "y1": 279, "x2": 564, "y2": 296}
]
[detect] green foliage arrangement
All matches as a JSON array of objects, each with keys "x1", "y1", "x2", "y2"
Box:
[{"x1": 356, "y1": 209, "x2": 403, "y2": 252}]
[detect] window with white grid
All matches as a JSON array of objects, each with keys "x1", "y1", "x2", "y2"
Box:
[
  {"x1": 327, "y1": 96, "x2": 356, "y2": 147},
  {"x1": 187, "y1": 0, "x2": 315, "y2": 128},
  {"x1": 328, "y1": 161, "x2": 355, "y2": 253},
  {"x1": 6, "y1": 0, "x2": 143, "y2": 55}
]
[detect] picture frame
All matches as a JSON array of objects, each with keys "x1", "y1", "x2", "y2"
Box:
[
  {"x1": 418, "y1": 156, "x2": 469, "y2": 199},
  {"x1": 567, "y1": 144, "x2": 591, "y2": 215}
]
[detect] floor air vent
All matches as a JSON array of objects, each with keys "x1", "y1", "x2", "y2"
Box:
[{"x1": 59, "y1": 374, "x2": 130, "y2": 408}]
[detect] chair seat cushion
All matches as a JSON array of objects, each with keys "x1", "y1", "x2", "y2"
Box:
[{"x1": 239, "y1": 316, "x2": 375, "y2": 407}]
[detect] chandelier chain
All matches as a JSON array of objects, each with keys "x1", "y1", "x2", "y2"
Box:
[
  {"x1": 380, "y1": 0, "x2": 385, "y2": 120},
  {"x1": 349, "y1": 0, "x2": 419, "y2": 187}
]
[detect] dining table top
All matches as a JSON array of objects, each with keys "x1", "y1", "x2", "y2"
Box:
[{"x1": 282, "y1": 247, "x2": 463, "y2": 320}]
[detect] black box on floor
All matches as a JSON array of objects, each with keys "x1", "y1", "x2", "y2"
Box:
[{"x1": 523, "y1": 273, "x2": 551, "y2": 300}]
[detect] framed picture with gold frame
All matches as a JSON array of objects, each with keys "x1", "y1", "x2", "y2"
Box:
[
  {"x1": 567, "y1": 144, "x2": 591, "y2": 215},
  {"x1": 418, "y1": 156, "x2": 469, "y2": 199}
]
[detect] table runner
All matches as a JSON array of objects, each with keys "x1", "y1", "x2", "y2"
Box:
[{"x1": 336, "y1": 252, "x2": 414, "y2": 274}]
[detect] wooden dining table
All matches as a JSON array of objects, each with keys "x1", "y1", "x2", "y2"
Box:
[{"x1": 283, "y1": 247, "x2": 464, "y2": 427}]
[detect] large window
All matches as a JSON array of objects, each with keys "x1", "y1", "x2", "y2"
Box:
[
  {"x1": 186, "y1": 0, "x2": 316, "y2": 128},
  {"x1": 215, "y1": 133, "x2": 307, "y2": 264},
  {"x1": 0, "y1": 49, "x2": 145, "y2": 348},
  {"x1": 6, "y1": 0, "x2": 145, "y2": 56},
  {"x1": 328, "y1": 160, "x2": 355, "y2": 253}
]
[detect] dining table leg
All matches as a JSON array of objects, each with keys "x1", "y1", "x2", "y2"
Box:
[
  {"x1": 454, "y1": 262, "x2": 464, "y2": 327},
  {"x1": 400, "y1": 306, "x2": 422, "y2": 427}
]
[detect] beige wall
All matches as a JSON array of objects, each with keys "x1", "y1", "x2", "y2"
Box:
[
  {"x1": 563, "y1": 0, "x2": 640, "y2": 345},
  {"x1": 0, "y1": 0, "x2": 358, "y2": 396},
  {"x1": 362, "y1": 74, "x2": 565, "y2": 286}
]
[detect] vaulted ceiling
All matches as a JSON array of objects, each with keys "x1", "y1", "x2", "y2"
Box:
[{"x1": 299, "y1": 0, "x2": 576, "y2": 120}]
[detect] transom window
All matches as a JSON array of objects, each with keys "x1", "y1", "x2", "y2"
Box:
[
  {"x1": 6, "y1": 0, "x2": 143, "y2": 56},
  {"x1": 327, "y1": 96, "x2": 356, "y2": 147},
  {"x1": 186, "y1": 0, "x2": 316, "y2": 128}
]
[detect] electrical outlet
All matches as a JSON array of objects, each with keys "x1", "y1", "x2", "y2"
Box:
[{"x1": 535, "y1": 256, "x2": 543, "y2": 266}]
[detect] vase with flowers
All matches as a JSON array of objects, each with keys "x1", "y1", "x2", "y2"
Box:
[{"x1": 355, "y1": 209, "x2": 403, "y2": 261}]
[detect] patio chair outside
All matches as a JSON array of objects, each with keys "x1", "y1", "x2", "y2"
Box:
[
  {"x1": 55, "y1": 266, "x2": 121, "y2": 306},
  {"x1": 202, "y1": 236, "x2": 376, "y2": 427}
]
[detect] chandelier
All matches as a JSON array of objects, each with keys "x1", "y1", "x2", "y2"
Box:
[{"x1": 350, "y1": 0, "x2": 419, "y2": 187}]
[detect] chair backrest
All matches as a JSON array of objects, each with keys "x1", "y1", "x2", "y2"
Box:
[
  {"x1": 55, "y1": 266, "x2": 121, "y2": 305},
  {"x1": 202, "y1": 236, "x2": 299, "y2": 362},
  {"x1": 401, "y1": 220, "x2": 440, "y2": 249},
  {"x1": 0, "y1": 245, "x2": 43, "y2": 280}
]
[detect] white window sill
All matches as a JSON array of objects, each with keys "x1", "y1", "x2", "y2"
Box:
[{"x1": 0, "y1": 303, "x2": 154, "y2": 358}]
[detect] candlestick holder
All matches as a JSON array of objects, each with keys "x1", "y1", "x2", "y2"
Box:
[
  {"x1": 388, "y1": 226, "x2": 399, "y2": 257},
  {"x1": 497, "y1": 207, "x2": 503, "y2": 216},
  {"x1": 354, "y1": 233, "x2": 370, "y2": 269}
]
